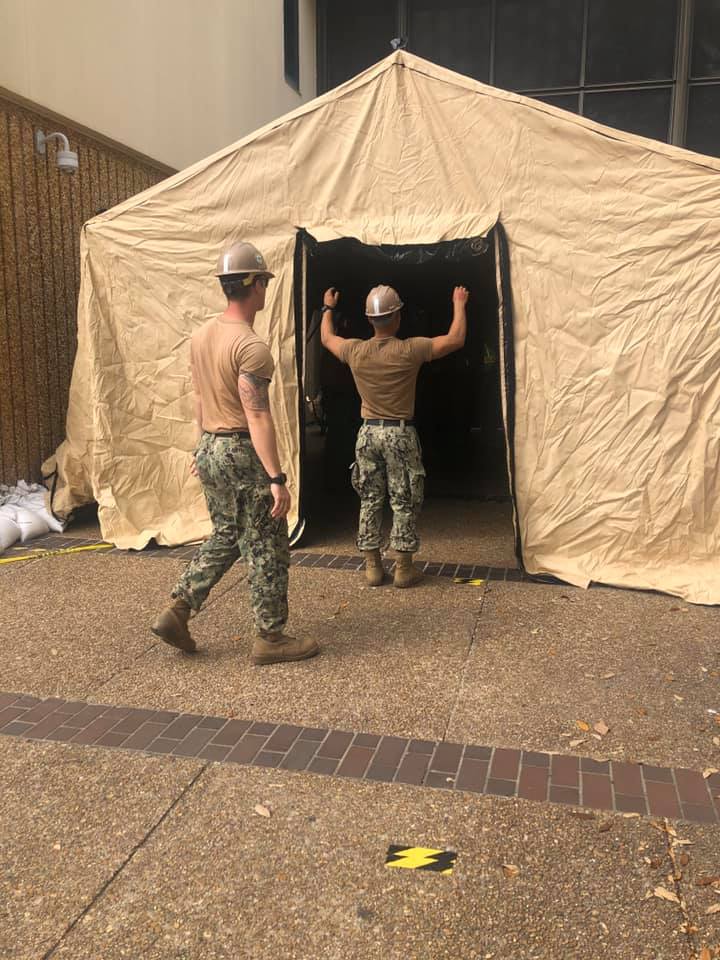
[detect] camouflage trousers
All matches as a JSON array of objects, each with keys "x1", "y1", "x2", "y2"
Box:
[
  {"x1": 172, "y1": 433, "x2": 289, "y2": 634},
  {"x1": 351, "y1": 424, "x2": 425, "y2": 554}
]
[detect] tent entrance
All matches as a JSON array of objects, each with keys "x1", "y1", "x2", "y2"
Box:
[{"x1": 296, "y1": 230, "x2": 512, "y2": 544}]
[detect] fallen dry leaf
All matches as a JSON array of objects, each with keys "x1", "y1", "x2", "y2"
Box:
[
  {"x1": 679, "y1": 853, "x2": 690, "y2": 867},
  {"x1": 713, "y1": 737, "x2": 720, "y2": 747},
  {"x1": 703, "y1": 768, "x2": 720, "y2": 779},
  {"x1": 705, "y1": 904, "x2": 720, "y2": 915},
  {"x1": 699, "y1": 948, "x2": 711, "y2": 960},
  {"x1": 696, "y1": 877, "x2": 720, "y2": 887},
  {"x1": 602, "y1": 672, "x2": 616, "y2": 680},
  {"x1": 598, "y1": 821, "x2": 612, "y2": 833},
  {"x1": 576, "y1": 720, "x2": 591, "y2": 732},
  {"x1": 624, "y1": 812, "x2": 642, "y2": 818},
  {"x1": 594, "y1": 721, "x2": 610, "y2": 736},
  {"x1": 569, "y1": 738, "x2": 587, "y2": 748},
  {"x1": 254, "y1": 804, "x2": 271, "y2": 818},
  {"x1": 653, "y1": 886, "x2": 681, "y2": 904},
  {"x1": 502, "y1": 863, "x2": 520, "y2": 879},
  {"x1": 673, "y1": 695, "x2": 685, "y2": 702}
]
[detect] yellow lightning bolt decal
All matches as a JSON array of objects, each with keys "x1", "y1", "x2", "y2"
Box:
[{"x1": 386, "y1": 847, "x2": 445, "y2": 870}]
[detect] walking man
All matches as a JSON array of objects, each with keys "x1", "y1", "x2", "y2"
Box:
[
  {"x1": 152, "y1": 241, "x2": 319, "y2": 665},
  {"x1": 320, "y1": 283, "x2": 469, "y2": 587}
]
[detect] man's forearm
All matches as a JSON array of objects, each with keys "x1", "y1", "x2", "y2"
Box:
[
  {"x1": 446, "y1": 303, "x2": 467, "y2": 347},
  {"x1": 246, "y1": 411, "x2": 283, "y2": 477},
  {"x1": 320, "y1": 307, "x2": 335, "y2": 347}
]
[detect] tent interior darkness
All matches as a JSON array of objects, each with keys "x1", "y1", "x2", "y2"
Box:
[{"x1": 299, "y1": 233, "x2": 511, "y2": 538}]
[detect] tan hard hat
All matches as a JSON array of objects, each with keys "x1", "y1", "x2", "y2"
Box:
[
  {"x1": 215, "y1": 241, "x2": 275, "y2": 279},
  {"x1": 365, "y1": 284, "x2": 403, "y2": 318}
]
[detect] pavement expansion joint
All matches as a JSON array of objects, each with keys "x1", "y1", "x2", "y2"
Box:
[
  {"x1": 1, "y1": 691, "x2": 718, "y2": 826},
  {"x1": 40, "y1": 763, "x2": 208, "y2": 960}
]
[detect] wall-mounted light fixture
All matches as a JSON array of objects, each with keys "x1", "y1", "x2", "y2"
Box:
[{"x1": 35, "y1": 130, "x2": 79, "y2": 174}]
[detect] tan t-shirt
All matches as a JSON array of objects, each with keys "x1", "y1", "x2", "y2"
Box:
[
  {"x1": 339, "y1": 336, "x2": 433, "y2": 419},
  {"x1": 190, "y1": 318, "x2": 274, "y2": 432}
]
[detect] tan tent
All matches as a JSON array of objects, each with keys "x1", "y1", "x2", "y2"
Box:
[{"x1": 46, "y1": 51, "x2": 720, "y2": 603}]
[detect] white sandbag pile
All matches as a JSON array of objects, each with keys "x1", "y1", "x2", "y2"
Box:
[{"x1": 0, "y1": 481, "x2": 65, "y2": 554}]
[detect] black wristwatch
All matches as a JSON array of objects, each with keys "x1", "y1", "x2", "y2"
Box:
[
  {"x1": 321, "y1": 304, "x2": 334, "y2": 313},
  {"x1": 269, "y1": 472, "x2": 287, "y2": 486}
]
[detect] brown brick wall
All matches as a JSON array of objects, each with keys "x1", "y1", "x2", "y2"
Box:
[{"x1": 0, "y1": 87, "x2": 175, "y2": 484}]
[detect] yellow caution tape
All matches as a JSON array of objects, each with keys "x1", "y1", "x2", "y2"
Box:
[
  {"x1": 453, "y1": 577, "x2": 486, "y2": 586},
  {"x1": 0, "y1": 543, "x2": 114, "y2": 565},
  {"x1": 385, "y1": 845, "x2": 457, "y2": 875}
]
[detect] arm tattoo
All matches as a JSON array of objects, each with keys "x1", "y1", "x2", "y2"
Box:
[{"x1": 238, "y1": 371, "x2": 271, "y2": 412}]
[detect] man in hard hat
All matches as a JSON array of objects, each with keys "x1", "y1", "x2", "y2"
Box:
[
  {"x1": 320, "y1": 283, "x2": 469, "y2": 587},
  {"x1": 152, "y1": 241, "x2": 319, "y2": 665}
]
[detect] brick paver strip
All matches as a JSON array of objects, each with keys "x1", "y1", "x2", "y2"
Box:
[
  {"x1": 518, "y1": 764, "x2": 549, "y2": 802},
  {"x1": 641, "y1": 764, "x2": 675, "y2": 783},
  {"x1": 549, "y1": 785, "x2": 580, "y2": 805},
  {"x1": 612, "y1": 762, "x2": 644, "y2": 797},
  {"x1": 645, "y1": 780, "x2": 682, "y2": 819},
  {"x1": 674, "y1": 769, "x2": 713, "y2": 806},
  {"x1": 456, "y1": 759, "x2": 490, "y2": 793},
  {"x1": 281, "y1": 738, "x2": 322, "y2": 771},
  {"x1": 551, "y1": 754, "x2": 579, "y2": 788},
  {"x1": 486, "y1": 778, "x2": 517, "y2": 797},
  {"x1": 1, "y1": 691, "x2": 717, "y2": 824},
  {"x1": 210, "y1": 720, "x2": 251, "y2": 747},
  {"x1": 396, "y1": 753, "x2": 431, "y2": 786},
  {"x1": 337, "y1": 746, "x2": 375, "y2": 778},
  {"x1": 430, "y1": 742, "x2": 463, "y2": 775},
  {"x1": 490, "y1": 748, "x2": 520, "y2": 781},
  {"x1": 226, "y1": 734, "x2": 268, "y2": 764},
  {"x1": 582, "y1": 772, "x2": 614, "y2": 811},
  {"x1": 309, "y1": 756, "x2": 339, "y2": 775}
]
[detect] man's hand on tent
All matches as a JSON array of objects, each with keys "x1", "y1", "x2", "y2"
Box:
[
  {"x1": 431, "y1": 286, "x2": 469, "y2": 360},
  {"x1": 324, "y1": 287, "x2": 340, "y2": 310},
  {"x1": 453, "y1": 285, "x2": 469, "y2": 306},
  {"x1": 320, "y1": 288, "x2": 346, "y2": 361},
  {"x1": 190, "y1": 455, "x2": 199, "y2": 478}
]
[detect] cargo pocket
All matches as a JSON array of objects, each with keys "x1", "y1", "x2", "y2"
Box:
[
  {"x1": 407, "y1": 465, "x2": 425, "y2": 511},
  {"x1": 350, "y1": 461, "x2": 362, "y2": 496}
]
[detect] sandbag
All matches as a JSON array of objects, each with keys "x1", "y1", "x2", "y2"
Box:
[
  {"x1": 13, "y1": 507, "x2": 50, "y2": 543},
  {"x1": 0, "y1": 515, "x2": 20, "y2": 552}
]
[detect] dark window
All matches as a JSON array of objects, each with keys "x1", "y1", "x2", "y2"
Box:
[
  {"x1": 686, "y1": 84, "x2": 720, "y2": 155},
  {"x1": 531, "y1": 92, "x2": 580, "y2": 114},
  {"x1": 691, "y1": 0, "x2": 720, "y2": 79},
  {"x1": 586, "y1": 0, "x2": 677, "y2": 83},
  {"x1": 408, "y1": 0, "x2": 491, "y2": 81},
  {"x1": 583, "y1": 87, "x2": 672, "y2": 141},
  {"x1": 495, "y1": 0, "x2": 584, "y2": 90},
  {"x1": 323, "y1": 0, "x2": 398, "y2": 90},
  {"x1": 284, "y1": 0, "x2": 300, "y2": 92}
]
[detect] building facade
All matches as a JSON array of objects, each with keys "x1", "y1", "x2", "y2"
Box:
[
  {"x1": 317, "y1": 0, "x2": 720, "y2": 157},
  {"x1": 0, "y1": 0, "x2": 317, "y2": 484}
]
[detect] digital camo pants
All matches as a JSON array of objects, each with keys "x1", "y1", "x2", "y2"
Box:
[
  {"x1": 351, "y1": 424, "x2": 425, "y2": 554},
  {"x1": 172, "y1": 433, "x2": 289, "y2": 634}
]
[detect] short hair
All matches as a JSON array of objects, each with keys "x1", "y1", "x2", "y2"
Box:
[{"x1": 220, "y1": 275, "x2": 255, "y2": 302}]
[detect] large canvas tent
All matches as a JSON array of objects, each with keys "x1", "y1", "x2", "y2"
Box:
[{"x1": 46, "y1": 51, "x2": 720, "y2": 603}]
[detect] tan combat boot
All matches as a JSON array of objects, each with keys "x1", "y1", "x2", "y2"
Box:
[
  {"x1": 393, "y1": 552, "x2": 423, "y2": 588},
  {"x1": 151, "y1": 597, "x2": 196, "y2": 652},
  {"x1": 363, "y1": 548, "x2": 385, "y2": 587},
  {"x1": 251, "y1": 633, "x2": 320, "y2": 666}
]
